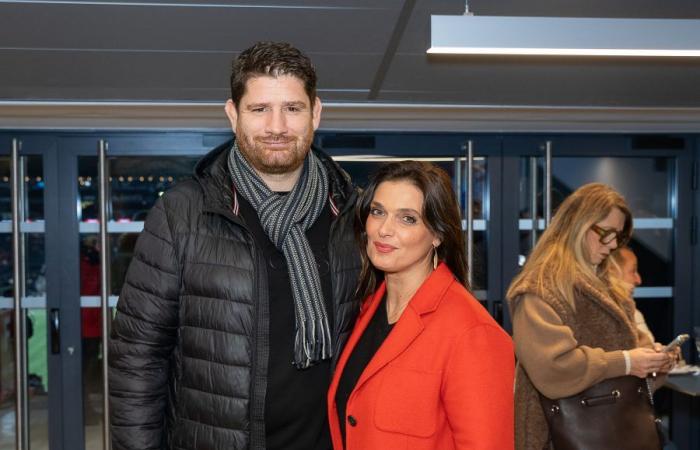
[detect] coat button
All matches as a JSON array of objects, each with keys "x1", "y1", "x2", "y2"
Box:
[{"x1": 347, "y1": 415, "x2": 357, "y2": 427}]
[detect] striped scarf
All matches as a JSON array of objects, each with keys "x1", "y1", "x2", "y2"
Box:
[{"x1": 228, "y1": 142, "x2": 332, "y2": 369}]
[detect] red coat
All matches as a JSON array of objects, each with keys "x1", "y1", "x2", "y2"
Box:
[{"x1": 328, "y1": 263, "x2": 515, "y2": 450}]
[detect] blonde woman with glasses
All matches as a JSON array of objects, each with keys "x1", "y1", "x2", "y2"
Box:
[{"x1": 507, "y1": 183, "x2": 674, "y2": 450}]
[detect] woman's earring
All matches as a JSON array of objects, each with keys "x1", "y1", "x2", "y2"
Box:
[{"x1": 433, "y1": 246, "x2": 438, "y2": 270}]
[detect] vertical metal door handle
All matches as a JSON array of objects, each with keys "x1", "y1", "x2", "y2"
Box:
[
  {"x1": 50, "y1": 308, "x2": 61, "y2": 354},
  {"x1": 466, "y1": 140, "x2": 474, "y2": 287},
  {"x1": 530, "y1": 156, "x2": 538, "y2": 249},
  {"x1": 545, "y1": 141, "x2": 552, "y2": 227},
  {"x1": 98, "y1": 139, "x2": 112, "y2": 448},
  {"x1": 11, "y1": 137, "x2": 29, "y2": 450}
]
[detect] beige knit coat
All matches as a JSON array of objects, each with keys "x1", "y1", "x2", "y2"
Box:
[{"x1": 508, "y1": 278, "x2": 653, "y2": 450}]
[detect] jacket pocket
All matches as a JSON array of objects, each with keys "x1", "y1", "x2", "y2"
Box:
[{"x1": 373, "y1": 366, "x2": 442, "y2": 438}]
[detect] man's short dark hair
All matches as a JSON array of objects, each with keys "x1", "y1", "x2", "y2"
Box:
[{"x1": 230, "y1": 41, "x2": 317, "y2": 108}]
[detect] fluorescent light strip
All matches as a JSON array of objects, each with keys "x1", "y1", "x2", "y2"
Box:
[
  {"x1": 430, "y1": 16, "x2": 700, "y2": 58},
  {"x1": 428, "y1": 47, "x2": 700, "y2": 57}
]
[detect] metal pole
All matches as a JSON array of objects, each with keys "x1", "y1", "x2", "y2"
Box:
[
  {"x1": 11, "y1": 138, "x2": 29, "y2": 450},
  {"x1": 545, "y1": 141, "x2": 552, "y2": 227},
  {"x1": 98, "y1": 140, "x2": 111, "y2": 450},
  {"x1": 453, "y1": 156, "x2": 462, "y2": 210},
  {"x1": 466, "y1": 140, "x2": 474, "y2": 287},
  {"x1": 530, "y1": 156, "x2": 538, "y2": 248}
]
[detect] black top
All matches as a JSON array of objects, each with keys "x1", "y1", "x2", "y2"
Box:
[
  {"x1": 239, "y1": 193, "x2": 334, "y2": 450},
  {"x1": 335, "y1": 296, "x2": 394, "y2": 444}
]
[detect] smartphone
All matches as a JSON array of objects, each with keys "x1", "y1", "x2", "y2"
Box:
[{"x1": 662, "y1": 333, "x2": 689, "y2": 352}]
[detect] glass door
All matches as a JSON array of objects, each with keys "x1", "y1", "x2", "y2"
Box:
[
  {"x1": 65, "y1": 132, "x2": 228, "y2": 450},
  {"x1": 0, "y1": 138, "x2": 52, "y2": 450},
  {"x1": 76, "y1": 152, "x2": 201, "y2": 448}
]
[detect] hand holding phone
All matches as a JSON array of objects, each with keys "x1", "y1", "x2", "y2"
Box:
[{"x1": 663, "y1": 333, "x2": 689, "y2": 352}]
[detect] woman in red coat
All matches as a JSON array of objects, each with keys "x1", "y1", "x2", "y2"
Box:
[{"x1": 328, "y1": 161, "x2": 514, "y2": 450}]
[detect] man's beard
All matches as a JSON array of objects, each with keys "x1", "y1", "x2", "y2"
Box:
[{"x1": 236, "y1": 129, "x2": 313, "y2": 175}]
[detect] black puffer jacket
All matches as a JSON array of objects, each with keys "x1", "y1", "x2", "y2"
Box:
[{"x1": 109, "y1": 140, "x2": 361, "y2": 450}]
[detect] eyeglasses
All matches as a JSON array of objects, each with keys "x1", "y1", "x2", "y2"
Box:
[{"x1": 590, "y1": 224, "x2": 628, "y2": 246}]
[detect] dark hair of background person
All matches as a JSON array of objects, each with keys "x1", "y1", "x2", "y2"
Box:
[
  {"x1": 230, "y1": 41, "x2": 317, "y2": 108},
  {"x1": 354, "y1": 160, "x2": 469, "y2": 301}
]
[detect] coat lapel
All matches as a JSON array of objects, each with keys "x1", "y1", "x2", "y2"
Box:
[
  {"x1": 331, "y1": 283, "x2": 386, "y2": 394},
  {"x1": 352, "y1": 264, "x2": 455, "y2": 391}
]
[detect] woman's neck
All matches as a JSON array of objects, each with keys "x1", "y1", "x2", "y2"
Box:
[{"x1": 384, "y1": 261, "x2": 433, "y2": 324}]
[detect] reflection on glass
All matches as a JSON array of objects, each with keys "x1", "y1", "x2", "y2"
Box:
[
  {"x1": 79, "y1": 234, "x2": 105, "y2": 448},
  {"x1": 111, "y1": 233, "x2": 139, "y2": 296},
  {"x1": 0, "y1": 156, "x2": 45, "y2": 222},
  {"x1": 80, "y1": 233, "x2": 139, "y2": 297},
  {"x1": 635, "y1": 298, "x2": 673, "y2": 347},
  {"x1": 519, "y1": 156, "x2": 673, "y2": 220},
  {"x1": 80, "y1": 230, "x2": 138, "y2": 450},
  {"x1": 78, "y1": 156, "x2": 199, "y2": 222},
  {"x1": 472, "y1": 231, "x2": 487, "y2": 291},
  {"x1": 0, "y1": 155, "x2": 47, "y2": 450},
  {"x1": 0, "y1": 308, "x2": 16, "y2": 449},
  {"x1": 336, "y1": 158, "x2": 487, "y2": 220},
  {"x1": 82, "y1": 329, "x2": 104, "y2": 450},
  {"x1": 628, "y1": 230, "x2": 673, "y2": 287},
  {"x1": 0, "y1": 235, "x2": 46, "y2": 298},
  {"x1": 518, "y1": 231, "x2": 533, "y2": 268},
  {"x1": 28, "y1": 309, "x2": 48, "y2": 450},
  {"x1": 518, "y1": 157, "x2": 542, "y2": 222}
]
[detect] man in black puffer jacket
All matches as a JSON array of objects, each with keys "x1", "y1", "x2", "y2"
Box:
[{"x1": 109, "y1": 42, "x2": 361, "y2": 450}]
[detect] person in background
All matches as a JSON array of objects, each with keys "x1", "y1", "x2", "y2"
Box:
[
  {"x1": 109, "y1": 41, "x2": 361, "y2": 450},
  {"x1": 79, "y1": 235, "x2": 101, "y2": 423},
  {"x1": 328, "y1": 161, "x2": 514, "y2": 450},
  {"x1": 612, "y1": 246, "x2": 654, "y2": 342},
  {"x1": 507, "y1": 183, "x2": 674, "y2": 450}
]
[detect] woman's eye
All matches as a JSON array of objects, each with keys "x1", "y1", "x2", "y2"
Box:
[
  {"x1": 401, "y1": 215, "x2": 417, "y2": 224},
  {"x1": 369, "y1": 208, "x2": 384, "y2": 216}
]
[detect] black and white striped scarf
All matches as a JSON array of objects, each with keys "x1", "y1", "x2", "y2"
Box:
[{"x1": 228, "y1": 142, "x2": 332, "y2": 369}]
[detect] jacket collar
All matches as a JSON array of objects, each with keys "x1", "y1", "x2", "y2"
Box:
[
  {"x1": 507, "y1": 272, "x2": 639, "y2": 343},
  {"x1": 193, "y1": 137, "x2": 357, "y2": 221},
  {"x1": 341, "y1": 263, "x2": 456, "y2": 391},
  {"x1": 574, "y1": 279, "x2": 639, "y2": 341}
]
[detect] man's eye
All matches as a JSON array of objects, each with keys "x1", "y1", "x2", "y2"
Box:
[{"x1": 285, "y1": 106, "x2": 302, "y2": 113}]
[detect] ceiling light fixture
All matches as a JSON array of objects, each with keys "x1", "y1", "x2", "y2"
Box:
[{"x1": 428, "y1": 15, "x2": 700, "y2": 57}]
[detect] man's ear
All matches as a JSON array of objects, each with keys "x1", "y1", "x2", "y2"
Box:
[
  {"x1": 224, "y1": 99, "x2": 238, "y2": 131},
  {"x1": 312, "y1": 97, "x2": 322, "y2": 131}
]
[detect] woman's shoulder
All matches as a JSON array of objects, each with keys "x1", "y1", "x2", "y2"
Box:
[{"x1": 434, "y1": 282, "x2": 508, "y2": 335}]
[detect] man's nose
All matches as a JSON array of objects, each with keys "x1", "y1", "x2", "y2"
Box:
[{"x1": 265, "y1": 108, "x2": 287, "y2": 135}]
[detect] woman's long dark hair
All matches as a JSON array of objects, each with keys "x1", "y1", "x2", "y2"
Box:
[{"x1": 354, "y1": 160, "x2": 469, "y2": 301}]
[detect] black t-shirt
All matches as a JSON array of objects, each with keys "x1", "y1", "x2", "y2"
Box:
[
  {"x1": 238, "y1": 194, "x2": 333, "y2": 450},
  {"x1": 335, "y1": 296, "x2": 394, "y2": 444}
]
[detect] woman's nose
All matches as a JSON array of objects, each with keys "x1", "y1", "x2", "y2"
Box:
[{"x1": 377, "y1": 217, "x2": 393, "y2": 237}]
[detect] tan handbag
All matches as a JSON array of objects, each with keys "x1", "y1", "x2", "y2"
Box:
[{"x1": 539, "y1": 376, "x2": 663, "y2": 450}]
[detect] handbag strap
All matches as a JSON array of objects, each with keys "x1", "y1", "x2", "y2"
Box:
[{"x1": 644, "y1": 376, "x2": 655, "y2": 406}]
